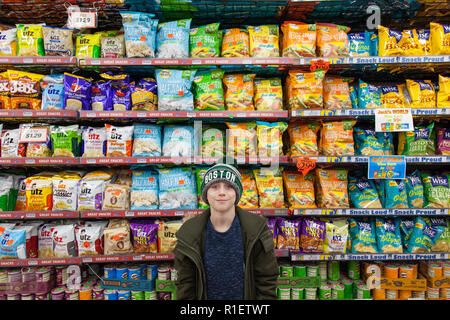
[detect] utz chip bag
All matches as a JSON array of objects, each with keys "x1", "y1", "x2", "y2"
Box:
[
  {"x1": 131, "y1": 78, "x2": 158, "y2": 111},
  {"x1": 104, "y1": 219, "x2": 133, "y2": 255},
  {"x1": 315, "y1": 169, "x2": 349, "y2": 208},
  {"x1": 112, "y1": 85, "x2": 132, "y2": 111},
  {"x1": 320, "y1": 120, "x2": 356, "y2": 156},
  {"x1": 100, "y1": 31, "x2": 125, "y2": 58},
  {"x1": 256, "y1": 121, "x2": 287, "y2": 157},
  {"x1": 253, "y1": 168, "x2": 284, "y2": 208},
  {"x1": 281, "y1": 22, "x2": 316, "y2": 57},
  {"x1": 52, "y1": 171, "x2": 81, "y2": 211},
  {"x1": 51, "y1": 224, "x2": 77, "y2": 258},
  {"x1": 375, "y1": 218, "x2": 403, "y2": 253},
  {"x1": 75, "y1": 33, "x2": 102, "y2": 59},
  {"x1": 158, "y1": 220, "x2": 182, "y2": 253},
  {"x1": 25, "y1": 173, "x2": 53, "y2": 211},
  {"x1": 406, "y1": 79, "x2": 436, "y2": 108},
  {"x1": 64, "y1": 73, "x2": 92, "y2": 111},
  {"x1": 201, "y1": 125, "x2": 224, "y2": 157},
  {"x1": 42, "y1": 26, "x2": 74, "y2": 56},
  {"x1": 50, "y1": 125, "x2": 81, "y2": 157},
  {"x1": 81, "y1": 126, "x2": 107, "y2": 157},
  {"x1": 195, "y1": 167, "x2": 209, "y2": 209},
  {"x1": 223, "y1": 74, "x2": 255, "y2": 111},
  {"x1": 276, "y1": 218, "x2": 301, "y2": 249},
  {"x1": 437, "y1": 74, "x2": 450, "y2": 108},
  {"x1": 288, "y1": 70, "x2": 324, "y2": 109},
  {"x1": 253, "y1": 78, "x2": 283, "y2": 111},
  {"x1": 380, "y1": 84, "x2": 408, "y2": 108},
  {"x1": 1, "y1": 129, "x2": 26, "y2": 158},
  {"x1": 19, "y1": 123, "x2": 52, "y2": 158},
  {"x1": 105, "y1": 124, "x2": 133, "y2": 157},
  {"x1": 189, "y1": 23, "x2": 221, "y2": 58},
  {"x1": 383, "y1": 179, "x2": 408, "y2": 209},
  {"x1": 0, "y1": 28, "x2": 17, "y2": 56},
  {"x1": 130, "y1": 221, "x2": 159, "y2": 253},
  {"x1": 421, "y1": 172, "x2": 450, "y2": 208},
  {"x1": 430, "y1": 23, "x2": 450, "y2": 55},
  {"x1": 247, "y1": 25, "x2": 280, "y2": 58},
  {"x1": 7, "y1": 70, "x2": 45, "y2": 110},
  {"x1": 16, "y1": 24, "x2": 45, "y2": 56},
  {"x1": 348, "y1": 218, "x2": 378, "y2": 253},
  {"x1": 378, "y1": 26, "x2": 404, "y2": 56},
  {"x1": 41, "y1": 74, "x2": 65, "y2": 110},
  {"x1": 102, "y1": 183, "x2": 130, "y2": 210},
  {"x1": 0, "y1": 72, "x2": 10, "y2": 109},
  {"x1": 405, "y1": 170, "x2": 425, "y2": 208},
  {"x1": 193, "y1": 69, "x2": 225, "y2": 111},
  {"x1": 323, "y1": 219, "x2": 348, "y2": 254},
  {"x1": 316, "y1": 23, "x2": 350, "y2": 57},
  {"x1": 398, "y1": 123, "x2": 436, "y2": 156},
  {"x1": 348, "y1": 175, "x2": 382, "y2": 208},
  {"x1": 226, "y1": 122, "x2": 257, "y2": 157},
  {"x1": 437, "y1": 127, "x2": 450, "y2": 155},
  {"x1": 288, "y1": 121, "x2": 320, "y2": 156},
  {"x1": 91, "y1": 80, "x2": 112, "y2": 111},
  {"x1": 300, "y1": 218, "x2": 325, "y2": 253},
  {"x1": 358, "y1": 80, "x2": 381, "y2": 109},
  {"x1": 238, "y1": 169, "x2": 259, "y2": 209},
  {"x1": 282, "y1": 170, "x2": 316, "y2": 210},
  {"x1": 407, "y1": 216, "x2": 445, "y2": 253},
  {"x1": 0, "y1": 227, "x2": 26, "y2": 259},
  {"x1": 323, "y1": 76, "x2": 352, "y2": 109},
  {"x1": 266, "y1": 218, "x2": 278, "y2": 247},
  {"x1": 221, "y1": 28, "x2": 249, "y2": 57},
  {"x1": 75, "y1": 223, "x2": 106, "y2": 256}
]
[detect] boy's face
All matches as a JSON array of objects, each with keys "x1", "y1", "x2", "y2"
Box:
[{"x1": 206, "y1": 181, "x2": 236, "y2": 212}]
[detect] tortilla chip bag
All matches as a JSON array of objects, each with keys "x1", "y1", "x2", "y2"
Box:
[
  {"x1": 288, "y1": 70, "x2": 324, "y2": 109},
  {"x1": 288, "y1": 121, "x2": 320, "y2": 156},
  {"x1": 282, "y1": 170, "x2": 316, "y2": 210},
  {"x1": 315, "y1": 168, "x2": 349, "y2": 208},
  {"x1": 319, "y1": 120, "x2": 356, "y2": 156},
  {"x1": 437, "y1": 74, "x2": 450, "y2": 108},
  {"x1": 430, "y1": 23, "x2": 450, "y2": 55},
  {"x1": 238, "y1": 169, "x2": 259, "y2": 208},
  {"x1": 406, "y1": 79, "x2": 436, "y2": 108},
  {"x1": 317, "y1": 23, "x2": 350, "y2": 57},
  {"x1": 281, "y1": 22, "x2": 316, "y2": 57}
]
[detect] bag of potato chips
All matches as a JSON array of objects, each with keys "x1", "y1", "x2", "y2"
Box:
[
  {"x1": 437, "y1": 74, "x2": 450, "y2": 108},
  {"x1": 320, "y1": 120, "x2": 356, "y2": 156},
  {"x1": 406, "y1": 79, "x2": 436, "y2": 109},
  {"x1": 430, "y1": 23, "x2": 450, "y2": 55},
  {"x1": 282, "y1": 170, "x2": 316, "y2": 210},
  {"x1": 16, "y1": 24, "x2": 45, "y2": 56},
  {"x1": 349, "y1": 218, "x2": 378, "y2": 253},
  {"x1": 348, "y1": 175, "x2": 382, "y2": 208},
  {"x1": 380, "y1": 84, "x2": 409, "y2": 108},
  {"x1": 398, "y1": 122, "x2": 436, "y2": 156},
  {"x1": 405, "y1": 170, "x2": 425, "y2": 208},
  {"x1": 253, "y1": 168, "x2": 284, "y2": 208},
  {"x1": 75, "y1": 33, "x2": 102, "y2": 59},
  {"x1": 398, "y1": 29, "x2": 424, "y2": 56},
  {"x1": 378, "y1": 26, "x2": 404, "y2": 56},
  {"x1": 375, "y1": 218, "x2": 403, "y2": 253},
  {"x1": 0, "y1": 28, "x2": 17, "y2": 56},
  {"x1": 383, "y1": 179, "x2": 409, "y2": 209},
  {"x1": 238, "y1": 169, "x2": 259, "y2": 209},
  {"x1": 25, "y1": 173, "x2": 54, "y2": 211},
  {"x1": 421, "y1": 172, "x2": 450, "y2": 208},
  {"x1": 0, "y1": 72, "x2": 10, "y2": 109},
  {"x1": 7, "y1": 70, "x2": 45, "y2": 110},
  {"x1": 315, "y1": 169, "x2": 349, "y2": 208},
  {"x1": 288, "y1": 121, "x2": 320, "y2": 156}
]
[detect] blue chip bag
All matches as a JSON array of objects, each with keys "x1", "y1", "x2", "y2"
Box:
[
  {"x1": 131, "y1": 170, "x2": 159, "y2": 210},
  {"x1": 349, "y1": 218, "x2": 378, "y2": 253},
  {"x1": 399, "y1": 217, "x2": 415, "y2": 250},
  {"x1": 41, "y1": 74, "x2": 64, "y2": 110},
  {"x1": 162, "y1": 125, "x2": 194, "y2": 157},
  {"x1": 383, "y1": 179, "x2": 408, "y2": 209},
  {"x1": 132, "y1": 124, "x2": 162, "y2": 157},
  {"x1": 120, "y1": 11, "x2": 158, "y2": 58},
  {"x1": 353, "y1": 127, "x2": 386, "y2": 156},
  {"x1": 407, "y1": 217, "x2": 445, "y2": 253},
  {"x1": 375, "y1": 217, "x2": 403, "y2": 253},
  {"x1": 405, "y1": 170, "x2": 425, "y2": 208},
  {"x1": 349, "y1": 83, "x2": 358, "y2": 108},
  {"x1": 156, "y1": 69, "x2": 196, "y2": 111},
  {"x1": 382, "y1": 132, "x2": 394, "y2": 155},
  {"x1": 156, "y1": 19, "x2": 192, "y2": 58},
  {"x1": 370, "y1": 32, "x2": 378, "y2": 56},
  {"x1": 0, "y1": 227, "x2": 26, "y2": 259},
  {"x1": 373, "y1": 179, "x2": 385, "y2": 208},
  {"x1": 349, "y1": 31, "x2": 373, "y2": 56},
  {"x1": 348, "y1": 175, "x2": 382, "y2": 208},
  {"x1": 358, "y1": 79, "x2": 381, "y2": 109},
  {"x1": 157, "y1": 167, "x2": 197, "y2": 210}
]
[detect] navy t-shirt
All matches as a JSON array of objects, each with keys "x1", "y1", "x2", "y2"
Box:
[{"x1": 203, "y1": 214, "x2": 245, "y2": 300}]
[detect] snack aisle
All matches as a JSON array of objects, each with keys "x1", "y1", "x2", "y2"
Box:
[{"x1": 0, "y1": 0, "x2": 449, "y2": 301}]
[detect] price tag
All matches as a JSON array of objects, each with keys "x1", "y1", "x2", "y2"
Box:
[
  {"x1": 295, "y1": 157, "x2": 316, "y2": 175},
  {"x1": 69, "y1": 10, "x2": 97, "y2": 29},
  {"x1": 375, "y1": 108, "x2": 413, "y2": 132},
  {"x1": 310, "y1": 59, "x2": 330, "y2": 72},
  {"x1": 19, "y1": 127, "x2": 48, "y2": 143},
  {"x1": 368, "y1": 156, "x2": 406, "y2": 179}
]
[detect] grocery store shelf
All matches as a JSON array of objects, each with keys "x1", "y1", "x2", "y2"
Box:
[
  {"x1": 292, "y1": 208, "x2": 449, "y2": 216},
  {"x1": 275, "y1": 249, "x2": 290, "y2": 258},
  {"x1": 292, "y1": 156, "x2": 450, "y2": 165},
  {"x1": 0, "y1": 56, "x2": 77, "y2": 65},
  {"x1": 291, "y1": 252, "x2": 449, "y2": 262},
  {"x1": 0, "y1": 211, "x2": 78, "y2": 219},
  {"x1": 0, "y1": 257, "x2": 81, "y2": 267},
  {"x1": 81, "y1": 253, "x2": 175, "y2": 264},
  {"x1": 291, "y1": 108, "x2": 450, "y2": 118},
  {"x1": 0, "y1": 110, "x2": 78, "y2": 118},
  {"x1": 300, "y1": 55, "x2": 450, "y2": 66},
  {"x1": 0, "y1": 157, "x2": 79, "y2": 165}
]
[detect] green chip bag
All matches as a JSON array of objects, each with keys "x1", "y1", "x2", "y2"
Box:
[
  {"x1": 51, "y1": 125, "x2": 81, "y2": 157},
  {"x1": 421, "y1": 172, "x2": 450, "y2": 208},
  {"x1": 0, "y1": 175, "x2": 13, "y2": 211},
  {"x1": 16, "y1": 24, "x2": 45, "y2": 56},
  {"x1": 195, "y1": 167, "x2": 209, "y2": 209},
  {"x1": 189, "y1": 23, "x2": 221, "y2": 58},
  {"x1": 398, "y1": 122, "x2": 436, "y2": 156},
  {"x1": 193, "y1": 69, "x2": 225, "y2": 110},
  {"x1": 201, "y1": 125, "x2": 225, "y2": 157}
]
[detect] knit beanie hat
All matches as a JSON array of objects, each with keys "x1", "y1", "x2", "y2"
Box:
[{"x1": 201, "y1": 164, "x2": 243, "y2": 206}]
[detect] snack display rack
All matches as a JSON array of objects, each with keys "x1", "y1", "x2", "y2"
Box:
[{"x1": 0, "y1": 0, "x2": 449, "y2": 301}]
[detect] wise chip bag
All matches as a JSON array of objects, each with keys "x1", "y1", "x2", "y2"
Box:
[
  {"x1": 253, "y1": 78, "x2": 283, "y2": 111},
  {"x1": 238, "y1": 169, "x2": 259, "y2": 209},
  {"x1": 221, "y1": 28, "x2": 249, "y2": 57},
  {"x1": 281, "y1": 22, "x2": 316, "y2": 57},
  {"x1": 348, "y1": 175, "x2": 382, "y2": 208},
  {"x1": 247, "y1": 25, "x2": 279, "y2": 58},
  {"x1": 223, "y1": 74, "x2": 255, "y2": 111},
  {"x1": 288, "y1": 121, "x2": 320, "y2": 156},
  {"x1": 398, "y1": 123, "x2": 436, "y2": 156},
  {"x1": 25, "y1": 173, "x2": 53, "y2": 211},
  {"x1": 437, "y1": 127, "x2": 450, "y2": 155},
  {"x1": 16, "y1": 24, "x2": 45, "y2": 56},
  {"x1": 315, "y1": 169, "x2": 349, "y2": 208},
  {"x1": 407, "y1": 217, "x2": 445, "y2": 253},
  {"x1": 430, "y1": 23, "x2": 450, "y2": 55},
  {"x1": 323, "y1": 76, "x2": 352, "y2": 109},
  {"x1": 253, "y1": 168, "x2": 284, "y2": 208},
  {"x1": 382, "y1": 179, "x2": 409, "y2": 209},
  {"x1": 189, "y1": 23, "x2": 221, "y2": 58},
  {"x1": 320, "y1": 120, "x2": 356, "y2": 156},
  {"x1": 256, "y1": 121, "x2": 287, "y2": 157},
  {"x1": 283, "y1": 170, "x2": 316, "y2": 210},
  {"x1": 431, "y1": 218, "x2": 450, "y2": 252},
  {"x1": 354, "y1": 127, "x2": 393, "y2": 156},
  {"x1": 348, "y1": 31, "x2": 376, "y2": 56},
  {"x1": 7, "y1": 70, "x2": 45, "y2": 110},
  {"x1": 226, "y1": 122, "x2": 257, "y2": 157},
  {"x1": 375, "y1": 218, "x2": 403, "y2": 253},
  {"x1": 358, "y1": 80, "x2": 381, "y2": 109},
  {"x1": 75, "y1": 33, "x2": 102, "y2": 59},
  {"x1": 406, "y1": 79, "x2": 436, "y2": 108},
  {"x1": 287, "y1": 70, "x2": 324, "y2": 109},
  {"x1": 421, "y1": 172, "x2": 450, "y2": 208},
  {"x1": 348, "y1": 218, "x2": 378, "y2": 253},
  {"x1": 193, "y1": 69, "x2": 225, "y2": 111},
  {"x1": 405, "y1": 170, "x2": 425, "y2": 208},
  {"x1": 378, "y1": 26, "x2": 404, "y2": 56},
  {"x1": 316, "y1": 23, "x2": 350, "y2": 57},
  {"x1": 398, "y1": 29, "x2": 424, "y2": 56},
  {"x1": 380, "y1": 84, "x2": 409, "y2": 108},
  {"x1": 437, "y1": 74, "x2": 450, "y2": 108}
]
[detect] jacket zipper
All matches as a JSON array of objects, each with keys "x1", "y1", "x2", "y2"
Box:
[
  {"x1": 177, "y1": 238, "x2": 206, "y2": 299},
  {"x1": 244, "y1": 222, "x2": 267, "y2": 300}
]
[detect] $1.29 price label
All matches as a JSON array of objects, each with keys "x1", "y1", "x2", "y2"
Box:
[{"x1": 19, "y1": 127, "x2": 48, "y2": 143}]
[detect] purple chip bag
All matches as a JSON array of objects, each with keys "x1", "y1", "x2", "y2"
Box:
[
  {"x1": 437, "y1": 127, "x2": 450, "y2": 155},
  {"x1": 64, "y1": 73, "x2": 92, "y2": 111},
  {"x1": 300, "y1": 218, "x2": 325, "y2": 253},
  {"x1": 91, "y1": 80, "x2": 112, "y2": 111},
  {"x1": 276, "y1": 218, "x2": 301, "y2": 250},
  {"x1": 112, "y1": 85, "x2": 132, "y2": 111},
  {"x1": 266, "y1": 218, "x2": 278, "y2": 247},
  {"x1": 130, "y1": 221, "x2": 159, "y2": 253}
]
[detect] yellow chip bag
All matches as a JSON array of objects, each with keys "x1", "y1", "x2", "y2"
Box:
[
  {"x1": 253, "y1": 78, "x2": 283, "y2": 111},
  {"x1": 406, "y1": 79, "x2": 436, "y2": 108},
  {"x1": 323, "y1": 219, "x2": 348, "y2": 253},
  {"x1": 315, "y1": 168, "x2": 349, "y2": 208},
  {"x1": 323, "y1": 76, "x2": 352, "y2": 109},
  {"x1": 398, "y1": 29, "x2": 424, "y2": 56},
  {"x1": 76, "y1": 33, "x2": 102, "y2": 59},
  {"x1": 223, "y1": 74, "x2": 255, "y2": 110},
  {"x1": 437, "y1": 74, "x2": 450, "y2": 108},
  {"x1": 320, "y1": 120, "x2": 356, "y2": 156},
  {"x1": 281, "y1": 22, "x2": 316, "y2": 57},
  {"x1": 317, "y1": 23, "x2": 350, "y2": 57},
  {"x1": 416, "y1": 29, "x2": 431, "y2": 55},
  {"x1": 0, "y1": 72, "x2": 10, "y2": 109},
  {"x1": 7, "y1": 70, "x2": 45, "y2": 110},
  {"x1": 282, "y1": 170, "x2": 316, "y2": 210},
  {"x1": 247, "y1": 25, "x2": 280, "y2": 58},
  {"x1": 25, "y1": 173, "x2": 53, "y2": 211},
  {"x1": 430, "y1": 22, "x2": 450, "y2": 55},
  {"x1": 380, "y1": 84, "x2": 408, "y2": 108},
  {"x1": 288, "y1": 121, "x2": 320, "y2": 156},
  {"x1": 226, "y1": 122, "x2": 257, "y2": 157},
  {"x1": 256, "y1": 121, "x2": 288, "y2": 157},
  {"x1": 253, "y1": 168, "x2": 284, "y2": 208},
  {"x1": 16, "y1": 24, "x2": 45, "y2": 56},
  {"x1": 378, "y1": 26, "x2": 404, "y2": 56},
  {"x1": 238, "y1": 169, "x2": 259, "y2": 208},
  {"x1": 288, "y1": 70, "x2": 324, "y2": 109}
]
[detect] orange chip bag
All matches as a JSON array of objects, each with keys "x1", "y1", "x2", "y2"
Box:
[
  {"x1": 288, "y1": 121, "x2": 320, "y2": 156},
  {"x1": 320, "y1": 120, "x2": 356, "y2": 156},
  {"x1": 323, "y1": 76, "x2": 352, "y2": 109},
  {"x1": 105, "y1": 124, "x2": 134, "y2": 157},
  {"x1": 315, "y1": 168, "x2": 349, "y2": 208},
  {"x1": 317, "y1": 23, "x2": 350, "y2": 57},
  {"x1": 7, "y1": 70, "x2": 44, "y2": 110},
  {"x1": 283, "y1": 170, "x2": 316, "y2": 210},
  {"x1": 221, "y1": 28, "x2": 249, "y2": 57},
  {"x1": 288, "y1": 70, "x2": 324, "y2": 109},
  {"x1": 0, "y1": 72, "x2": 10, "y2": 109},
  {"x1": 25, "y1": 173, "x2": 53, "y2": 211},
  {"x1": 226, "y1": 122, "x2": 257, "y2": 157},
  {"x1": 238, "y1": 169, "x2": 259, "y2": 208},
  {"x1": 223, "y1": 74, "x2": 255, "y2": 110},
  {"x1": 281, "y1": 22, "x2": 316, "y2": 57}
]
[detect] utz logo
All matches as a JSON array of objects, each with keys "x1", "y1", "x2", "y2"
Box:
[
  {"x1": 88, "y1": 132, "x2": 100, "y2": 140},
  {"x1": 51, "y1": 229, "x2": 63, "y2": 244},
  {"x1": 430, "y1": 175, "x2": 449, "y2": 188},
  {"x1": 1, "y1": 233, "x2": 13, "y2": 246},
  {"x1": 71, "y1": 82, "x2": 81, "y2": 92},
  {"x1": 356, "y1": 181, "x2": 371, "y2": 191},
  {"x1": 381, "y1": 86, "x2": 399, "y2": 94},
  {"x1": 47, "y1": 87, "x2": 61, "y2": 95},
  {"x1": 415, "y1": 128, "x2": 430, "y2": 141},
  {"x1": 0, "y1": 34, "x2": 6, "y2": 41}
]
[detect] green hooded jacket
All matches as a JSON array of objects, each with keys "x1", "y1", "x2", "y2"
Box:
[{"x1": 174, "y1": 206, "x2": 279, "y2": 300}]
